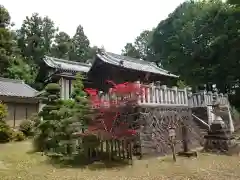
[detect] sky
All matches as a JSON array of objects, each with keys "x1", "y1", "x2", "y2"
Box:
[{"x1": 2, "y1": 0, "x2": 185, "y2": 54}]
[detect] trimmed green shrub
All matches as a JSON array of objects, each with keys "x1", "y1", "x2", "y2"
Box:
[
  {"x1": 0, "y1": 120, "x2": 14, "y2": 143},
  {"x1": 33, "y1": 133, "x2": 45, "y2": 152},
  {"x1": 34, "y1": 83, "x2": 62, "y2": 152},
  {"x1": 19, "y1": 119, "x2": 34, "y2": 136},
  {"x1": 29, "y1": 113, "x2": 41, "y2": 129},
  {"x1": 14, "y1": 131, "x2": 26, "y2": 141},
  {"x1": 0, "y1": 102, "x2": 13, "y2": 143},
  {"x1": 0, "y1": 102, "x2": 7, "y2": 120}
]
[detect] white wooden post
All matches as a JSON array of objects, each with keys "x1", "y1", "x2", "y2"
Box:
[
  {"x1": 184, "y1": 88, "x2": 188, "y2": 106},
  {"x1": 208, "y1": 91, "x2": 213, "y2": 106},
  {"x1": 207, "y1": 105, "x2": 214, "y2": 125},
  {"x1": 59, "y1": 77, "x2": 64, "y2": 99},
  {"x1": 167, "y1": 88, "x2": 171, "y2": 104},
  {"x1": 213, "y1": 92, "x2": 218, "y2": 104},
  {"x1": 146, "y1": 84, "x2": 150, "y2": 103},
  {"x1": 197, "y1": 92, "x2": 201, "y2": 106},
  {"x1": 150, "y1": 83, "x2": 155, "y2": 104},
  {"x1": 65, "y1": 79, "x2": 69, "y2": 99},
  {"x1": 155, "y1": 82, "x2": 160, "y2": 104},
  {"x1": 228, "y1": 105, "x2": 235, "y2": 133},
  {"x1": 202, "y1": 91, "x2": 206, "y2": 106},
  {"x1": 187, "y1": 90, "x2": 193, "y2": 108},
  {"x1": 161, "y1": 85, "x2": 167, "y2": 105},
  {"x1": 193, "y1": 94, "x2": 198, "y2": 107},
  {"x1": 135, "y1": 81, "x2": 141, "y2": 104},
  {"x1": 172, "y1": 86, "x2": 178, "y2": 105},
  {"x1": 142, "y1": 85, "x2": 146, "y2": 104},
  {"x1": 219, "y1": 93, "x2": 224, "y2": 105},
  {"x1": 225, "y1": 94, "x2": 235, "y2": 133}
]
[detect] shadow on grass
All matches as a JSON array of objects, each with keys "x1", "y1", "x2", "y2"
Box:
[
  {"x1": 44, "y1": 152, "x2": 131, "y2": 170},
  {"x1": 27, "y1": 149, "x2": 38, "y2": 154}
]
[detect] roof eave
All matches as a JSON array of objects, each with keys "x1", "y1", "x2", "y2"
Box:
[
  {"x1": 43, "y1": 56, "x2": 91, "y2": 73},
  {"x1": 0, "y1": 94, "x2": 39, "y2": 100},
  {"x1": 96, "y1": 53, "x2": 179, "y2": 78}
]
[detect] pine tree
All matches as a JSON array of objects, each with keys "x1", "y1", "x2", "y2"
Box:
[
  {"x1": 56, "y1": 73, "x2": 94, "y2": 156},
  {"x1": 71, "y1": 73, "x2": 92, "y2": 132},
  {"x1": 34, "y1": 83, "x2": 62, "y2": 152},
  {"x1": 70, "y1": 73, "x2": 99, "y2": 157}
]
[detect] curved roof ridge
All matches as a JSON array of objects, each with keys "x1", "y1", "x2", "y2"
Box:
[
  {"x1": 44, "y1": 56, "x2": 92, "y2": 67},
  {"x1": 103, "y1": 51, "x2": 172, "y2": 73},
  {"x1": 43, "y1": 56, "x2": 91, "y2": 73},
  {"x1": 96, "y1": 50, "x2": 178, "y2": 78}
]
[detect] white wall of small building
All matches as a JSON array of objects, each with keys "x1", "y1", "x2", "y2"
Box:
[{"x1": 59, "y1": 77, "x2": 73, "y2": 100}]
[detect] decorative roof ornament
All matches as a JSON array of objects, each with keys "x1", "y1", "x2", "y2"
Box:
[
  {"x1": 144, "y1": 72, "x2": 150, "y2": 81},
  {"x1": 119, "y1": 60, "x2": 124, "y2": 66},
  {"x1": 97, "y1": 48, "x2": 103, "y2": 55}
]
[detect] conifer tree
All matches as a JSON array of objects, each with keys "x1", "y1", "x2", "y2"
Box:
[
  {"x1": 70, "y1": 73, "x2": 98, "y2": 156},
  {"x1": 71, "y1": 73, "x2": 92, "y2": 132},
  {"x1": 34, "y1": 83, "x2": 62, "y2": 152},
  {"x1": 56, "y1": 73, "x2": 93, "y2": 155}
]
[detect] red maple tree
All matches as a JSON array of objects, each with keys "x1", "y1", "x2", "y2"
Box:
[{"x1": 84, "y1": 80, "x2": 144, "y2": 140}]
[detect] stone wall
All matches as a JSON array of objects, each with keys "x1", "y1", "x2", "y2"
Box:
[{"x1": 136, "y1": 107, "x2": 204, "y2": 157}]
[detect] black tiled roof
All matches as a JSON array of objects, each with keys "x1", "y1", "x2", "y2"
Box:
[
  {"x1": 43, "y1": 51, "x2": 178, "y2": 78},
  {"x1": 0, "y1": 77, "x2": 38, "y2": 98},
  {"x1": 43, "y1": 56, "x2": 91, "y2": 72},
  {"x1": 96, "y1": 50, "x2": 178, "y2": 78}
]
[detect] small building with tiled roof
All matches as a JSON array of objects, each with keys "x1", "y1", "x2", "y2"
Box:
[
  {"x1": 37, "y1": 49, "x2": 178, "y2": 99},
  {"x1": 88, "y1": 49, "x2": 178, "y2": 91},
  {"x1": 94, "y1": 50, "x2": 178, "y2": 78},
  {"x1": 0, "y1": 77, "x2": 39, "y2": 127}
]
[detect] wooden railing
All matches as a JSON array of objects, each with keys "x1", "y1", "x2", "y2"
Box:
[
  {"x1": 97, "y1": 82, "x2": 188, "y2": 107},
  {"x1": 96, "y1": 82, "x2": 229, "y2": 108},
  {"x1": 138, "y1": 83, "x2": 188, "y2": 106},
  {"x1": 189, "y1": 91, "x2": 229, "y2": 108}
]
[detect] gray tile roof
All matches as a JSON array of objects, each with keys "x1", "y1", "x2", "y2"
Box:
[
  {"x1": 43, "y1": 52, "x2": 178, "y2": 78},
  {"x1": 0, "y1": 77, "x2": 38, "y2": 98},
  {"x1": 96, "y1": 51, "x2": 178, "y2": 78},
  {"x1": 43, "y1": 56, "x2": 91, "y2": 73}
]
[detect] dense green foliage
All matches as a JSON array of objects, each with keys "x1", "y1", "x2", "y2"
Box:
[
  {"x1": 13, "y1": 130, "x2": 26, "y2": 141},
  {"x1": 0, "y1": 5, "x2": 97, "y2": 90},
  {"x1": 2, "y1": 0, "x2": 240, "y2": 100},
  {"x1": 34, "y1": 83, "x2": 62, "y2": 151},
  {"x1": 122, "y1": 0, "x2": 240, "y2": 109},
  {"x1": 0, "y1": 120, "x2": 13, "y2": 143},
  {"x1": 56, "y1": 73, "x2": 94, "y2": 155},
  {"x1": 0, "y1": 102, "x2": 12, "y2": 143},
  {"x1": 33, "y1": 74, "x2": 94, "y2": 158},
  {"x1": 71, "y1": 73, "x2": 93, "y2": 131},
  {"x1": 0, "y1": 102, "x2": 7, "y2": 121},
  {"x1": 1, "y1": 1, "x2": 240, "y2": 107},
  {"x1": 70, "y1": 74, "x2": 98, "y2": 152},
  {"x1": 19, "y1": 119, "x2": 34, "y2": 137},
  {"x1": 0, "y1": 102, "x2": 27, "y2": 142}
]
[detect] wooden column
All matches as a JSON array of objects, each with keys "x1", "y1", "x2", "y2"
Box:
[
  {"x1": 59, "y1": 78, "x2": 64, "y2": 99},
  {"x1": 65, "y1": 79, "x2": 70, "y2": 99}
]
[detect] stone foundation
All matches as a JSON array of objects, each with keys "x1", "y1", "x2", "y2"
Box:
[
  {"x1": 204, "y1": 121, "x2": 239, "y2": 155},
  {"x1": 136, "y1": 107, "x2": 204, "y2": 157}
]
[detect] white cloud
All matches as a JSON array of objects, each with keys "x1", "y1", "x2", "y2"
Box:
[{"x1": 1, "y1": 0, "x2": 184, "y2": 53}]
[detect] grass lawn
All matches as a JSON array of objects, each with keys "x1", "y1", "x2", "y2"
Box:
[{"x1": 0, "y1": 140, "x2": 239, "y2": 180}]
